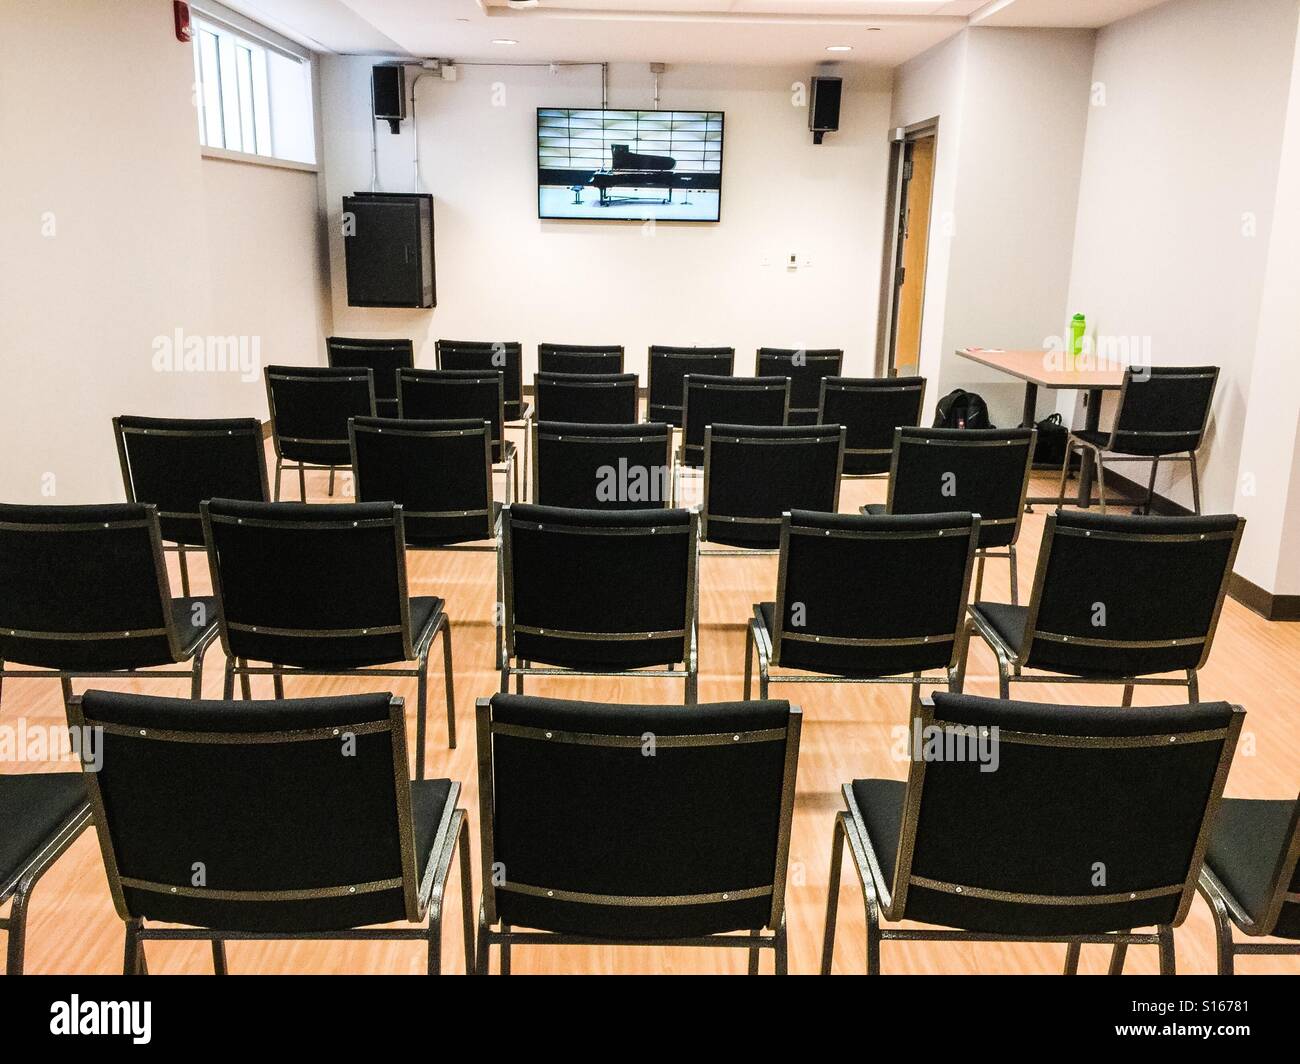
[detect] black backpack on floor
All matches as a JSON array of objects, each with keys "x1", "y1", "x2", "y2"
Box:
[{"x1": 934, "y1": 389, "x2": 993, "y2": 429}]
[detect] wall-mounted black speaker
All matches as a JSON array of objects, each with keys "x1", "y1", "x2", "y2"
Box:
[
  {"x1": 372, "y1": 65, "x2": 406, "y2": 133},
  {"x1": 343, "y1": 193, "x2": 435, "y2": 309},
  {"x1": 809, "y1": 76, "x2": 842, "y2": 145}
]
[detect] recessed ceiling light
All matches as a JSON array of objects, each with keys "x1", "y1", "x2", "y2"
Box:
[
  {"x1": 492, "y1": 39, "x2": 519, "y2": 45},
  {"x1": 826, "y1": 45, "x2": 852, "y2": 52}
]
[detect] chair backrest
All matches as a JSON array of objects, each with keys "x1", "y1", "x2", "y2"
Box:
[
  {"x1": 702, "y1": 424, "x2": 844, "y2": 549},
  {"x1": 114, "y1": 415, "x2": 269, "y2": 548},
  {"x1": 534, "y1": 372, "x2": 639, "y2": 425},
  {"x1": 773, "y1": 510, "x2": 978, "y2": 677},
  {"x1": 533, "y1": 421, "x2": 673, "y2": 510},
  {"x1": 538, "y1": 343, "x2": 625, "y2": 375},
  {"x1": 1020, "y1": 511, "x2": 1244, "y2": 676},
  {"x1": 264, "y1": 365, "x2": 376, "y2": 466},
  {"x1": 70, "y1": 689, "x2": 426, "y2": 932},
  {"x1": 887, "y1": 427, "x2": 1036, "y2": 549},
  {"x1": 202, "y1": 498, "x2": 414, "y2": 668},
  {"x1": 326, "y1": 336, "x2": 414, "y2": 416},
  {"x1": 349, "y1": 416, "x2": 494, "y2": 547},
  {"x1": 436, "y1": 339, "x2": 525, "y2": 421},
  {"x1": 1108, "y1": 365, "x2": 1219, "y2": 455},
  {"x1": 681, "y1": 374, "x2": 790, "y2": 467},
  {"x1": 0, "y1": 503, "x2": 181, "y2": 671},
  {"x1": 819, "y1": 376, "x2": 926, "y2": 475},
  {"x1": 883, "y1": 693, "x2": 1243, "y2": 934},
  {"x1": 397, "y1": 368, "x2": 507, "y2": 462},
  {"x1": 647, "y1": 346, "x2": 735, "y2": 426},
  {"x1": 756, "y1": 348, "x2": 844, "y2": 424},
  {"x1": 502, "y1": 504, "x2": 697, "y2": 671},
  {"x1": 476, "y1": 692, "x2": 800, "y2": 939}
]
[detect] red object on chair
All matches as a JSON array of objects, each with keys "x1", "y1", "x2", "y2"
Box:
[{"x1": 174, "y1": 2, "x2": 192, "y2": 43}]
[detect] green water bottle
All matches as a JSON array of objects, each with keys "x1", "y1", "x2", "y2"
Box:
[{"x1": 1069, "y1": 314, "x2": 1087, "y2": 369}]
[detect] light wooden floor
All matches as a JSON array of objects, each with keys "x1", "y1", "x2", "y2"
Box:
[{"x1": 6, "y1": 442, "x2": 1299, "y2": 975}]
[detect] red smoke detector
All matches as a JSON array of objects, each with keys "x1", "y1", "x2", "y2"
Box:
[{"x1": 174, "y1": 2, "x2": 192, "y2": 43}]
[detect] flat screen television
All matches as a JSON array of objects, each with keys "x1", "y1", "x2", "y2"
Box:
[{"x1": 538, "y1": 108, "x2": 724, "y2": 222}]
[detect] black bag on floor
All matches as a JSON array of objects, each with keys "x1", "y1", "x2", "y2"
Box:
[
  {"x1": 1033, "y1": 412, "x2": 1079, "y2": 469},
  {"x1": 934, "y1": 389, "x2": 993, "y2": 429}
]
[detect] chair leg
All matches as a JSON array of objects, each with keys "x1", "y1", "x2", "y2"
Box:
[
  {"x1": 123, "y1": 919, "x2": 147, "y2": 975},
  {"x1": 951, "y1": 619, "x2": 974, "y2": 694},
  {"x1": 298, "y1": 462, "x2": 307, "y2": 502},
  {"x1": 222, "y1": 657, "x2": 235, "y2": 699},
  {"x1": 426, "y1": 900, "x2": 444, "y2": 977},
  {"x1": 973, "y1": 553, "x2": 986, "y2": 601},
  {"x1": 5, "y1": 884, "x2": 31, "y2": 975},
  {"x1": 1056, "y1": 439, "x2": 1075, "y2": 506},
  {"x1": 1122, "y1": 684, "x2": 1134, "y2": 707},
  {"x1": 1108, "y1": 933, "x2": 1131, "y2": 975},
  {"x1": 274, "y1": 459, "x2": 283, "y2": 502},
  {"x1": 1096, "y1": 453, "x2": 1108, "y2": 514},
  {"x1": 743, "y1": 622, "x2": 754, "y2": 700},
  {"x1": 273, "y1": 669, "x2": 284, "y2": 700},
  {"x1": 1063, "y1": 941, "x2": 1081, "y2": 975},
  {"x1": 328, "y1": 466, "x2": 336, "y2": 497},
  {"x1": 179, "y1": 549, "x2": 191, "y2": 597},
  {"x1": 237, "y1": 660, "x2": 251, "y2": 700},
  {"x1": 441, "y1": 618, "x2": 457, "y2": 750},
  {"x1": 190, "y1": 650, "x2": 205, "y2": 700},
  {"x1": 998, "y1": 658, "x2": 1011, "y2": 699},
  {"x1": 415, "y1": 649, "x2": 429, "y2": 781},
  {"x1": 500, "y1": 922, "x2": 512, "y2": 976},
  {"x1": 514, "y1": 662, "x2": 525, "y2": 695},
  {"x1": 458, "y1": 817, "x2": 474, "y2": 976},
  {"x1": 1205, "y1": 888, "x2": 1237, "y2": 976},
  {"x1": 1188, "y1": 452, "x2": 1202, "y2": 515},
  {"x1": 1008, "y1": 545, "x2": 1020, "y2": 606},
  {"x1": 1156, "y1": 924, "x2": 1176, "y2": 975},
  {"x1": 1188, "y1": 670, "x2": 1200, "y2": 704},
  {"x1": 685, "y1": 657, "x2": 698, "y2": 706},
  {"x1": 212, "y1": 940, "x2": 228, "y2": 975},
  {"x1": 747, "y1": 928, "x2": 761, "y2": 975},
  {"x1": 60, "y1": 676, "x2": 74, "y2": 708},
  {"x1": 821, "y1": 813, "x2": 848, "y2": 975},
  {"x1": 1139, "y1": 457, "x2": 1159, "y2": 515},
  {"x1": 475, "y1": 900, "x2": 491, "y2": 975},
  {"x1": 774, "y1": 914, "x2": 788, "y2": 976},
  {"x1": 521, "y1": 418, "x2": 531, "y2": 502}
]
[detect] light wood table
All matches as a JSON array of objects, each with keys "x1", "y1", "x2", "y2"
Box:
[{"x1": 957, "y1": 348, "x2": 1125, "y2": 506}]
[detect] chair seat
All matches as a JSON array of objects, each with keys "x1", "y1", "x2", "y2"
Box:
[
  {"x1": 410, "y1": 596, "x2": 444, "y2": 652},
  {"x1": 171, "y1": 596, "x2": 218, "y2": 656},
  {"x1": 1204, "y1": 797, "x2": 1298, "y2": 935},
  {"x1": 1073, "y1": 429, "x2": 1194, "y2": 458},
  {"x1": 849, "y1": 778, "x2": 906, "y2": 893},
  {"x1": 404, "y1": 503, "x2": 502, "y2": 550},
  {"x1": 0, "y1": 773, "x2": 88, "y2": 899},
  {"x1": 410, "y1": 777, "x2": 455, "y2": 897},
  {"x1": 970, "y1": 602, "x2": 1027, "y2": 653},
  {"x1": 860, "y1": 503, "x2": 887, "y2": 516},
  {"x1": 506, "y1": 401, "x2": 532, "y2": 425},
  {"x1": 492, "y1": 440, "x2": 517, "y2": 466}
]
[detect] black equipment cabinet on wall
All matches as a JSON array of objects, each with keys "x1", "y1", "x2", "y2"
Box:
[{"x1": 343, "y1": 192, "x2": 436, "y2": 308}]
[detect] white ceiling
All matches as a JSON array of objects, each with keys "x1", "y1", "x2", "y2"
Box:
[{"x1": 222, "y1": 0, "x2": 1175, "y2": 65}]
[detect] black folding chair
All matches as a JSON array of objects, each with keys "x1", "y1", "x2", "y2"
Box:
[
  {"x1": 538, "y1": 343, "x2": 624, "y2": 375},
  {"x1": 532, "y1": 421, "x2": 673, "y2": 510},
  {"x1": 823, "y1": 692, "x2": 1244, "y2": 974},
  {"x1": 474, "y1": 692, "x2": 801, "y2": 974},
  {"x1": 959, "y1": 511, "x2": 1244, "y2": 704},
  {"x1": 437, "y1": 340, "x2": 531, "y2": 496},
  {"x1": 69, "y1": 689, "x2": 472, "y2": 975},
  {"x1": 862, "y1": 427, "x2": 1035, "y2": 603},
  {"x1": 745, "y1": 511, "x2": 979, "y2": 707},
  {"x1": 114, "y1": 415, "x2": 269, "y2": 596},
  {"x1": 349, "y1": 416, "x2": 497, "y2": 551},
  {"x1": 397, "y1": 368, "x2": 518, "y2": 503},
  {"x1": 701, "y1": 424, "x2": 844, "y2": 553},
  {"x1": 819, "y1": 376, "x2": 926, "y2": 477},
  {"x1": 647, "y1": 345, "x2": 734, "y2": 427},
  {"x1": 0, "y1": 773, "x2": 91, "y2": 974},
  {"x1": 1197, "y1": 789, "x2": 1300, "y2": 973},
  {"x1": 499, "y1": 504, "x2": 699, "y2": 703},
  {"x1": 1058, "y1": 365, "x2": 1219, "y2": 514},
  {"x1": 264, "y1": 365, "x2": 375, "y2": 501},
  {"x1": 326, "y1": 336, "x2": 414, "y2": 418},
  {"x1": 756, "y1": 348, "x2": 844, "y2": 425},
  {"x1": 201, "y1": 498, "x2": 457, "y2": 767},
  {"x1": 534, "y1": 372, "x2": 639, "y2": 425},
  {"x1": 0, "y1": 503, "x2": 220, "y2": 710},
  {"x1": 679, "y1": 375, "x2": 789, "y2": 500}
]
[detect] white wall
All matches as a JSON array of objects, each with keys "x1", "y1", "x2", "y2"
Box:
[
  {"x1": 1066, "y1": 0, "x2": 1300, "y2": 520},
  {"x1": 318, "y1": 59, "x2": 894, "y2": 380},
  {"x1": 890, "y1": 28, "x2": 1096, "y2": 427},
  {"x1": 0, "y1": 0, "x2": 330, "y2": 504}
]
